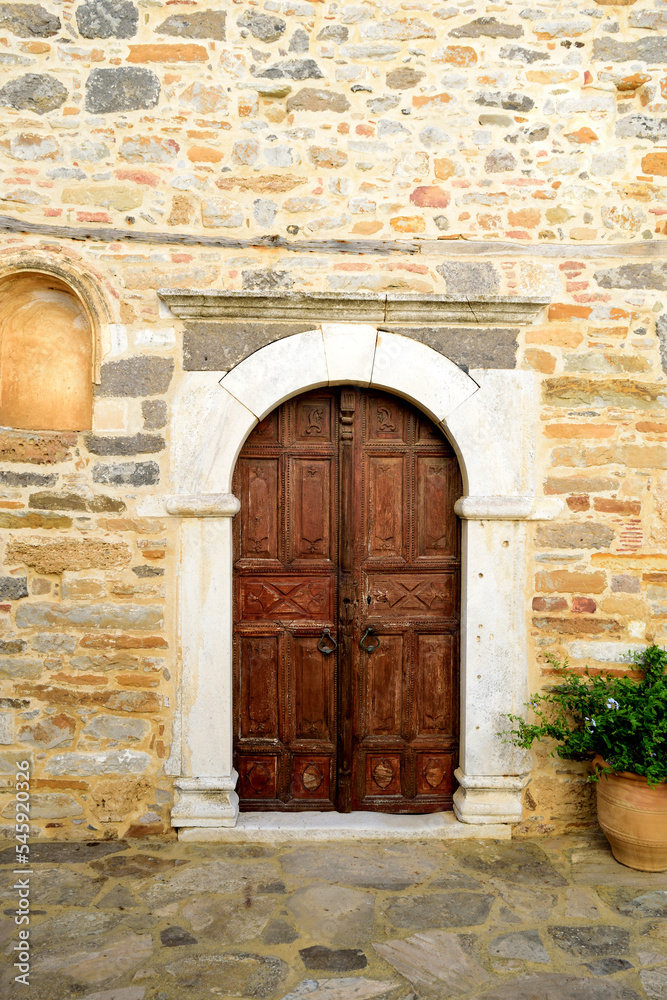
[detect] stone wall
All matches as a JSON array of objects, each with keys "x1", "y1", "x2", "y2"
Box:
[{"x1": 0, "y1": 0, "x2": 665, "y2": 838}]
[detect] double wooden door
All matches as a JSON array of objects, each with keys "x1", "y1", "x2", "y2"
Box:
[{"x1": 232, "y1": 387, "x2": 461, "y2": 813}]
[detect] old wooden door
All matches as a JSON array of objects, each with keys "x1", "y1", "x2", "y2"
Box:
[{"x1": 233, "y1": 387, "x2": 461, "y2": 813}]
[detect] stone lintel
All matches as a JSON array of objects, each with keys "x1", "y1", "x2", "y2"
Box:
[
  {"x1": 158, "y1": 289, "x2": 549, "y2": 326},
  {"x1": 165, "y1": 493, "x2": 240, "y2": 517},
  {"x1": 455, "y1": 496, "x2": 564, "y2": 521}
]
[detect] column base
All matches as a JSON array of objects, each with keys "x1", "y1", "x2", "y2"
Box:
[
  {"x1": 453, "y1": 769, "x2": 528, "y2": 825},
  {"x1": 171, "y1": 773, "x2": 239, "y2": 828}
]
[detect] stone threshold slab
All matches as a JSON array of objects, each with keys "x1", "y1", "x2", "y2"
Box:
[{"x1": 177, "y1": 811, "x2": 511, "y2": 843}]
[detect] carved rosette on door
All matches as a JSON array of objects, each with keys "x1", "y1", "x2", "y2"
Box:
[{"x1": 233, "y1": 388, "x2": 461, "y2": 814}]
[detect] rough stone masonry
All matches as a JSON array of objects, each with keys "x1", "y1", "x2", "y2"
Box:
[{"x1": 0, "y1": 0, "x2": 666, "y2": 839}]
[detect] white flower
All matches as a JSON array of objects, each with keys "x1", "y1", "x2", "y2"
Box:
[{"x1": 606, "y1": 698, "x2": 619, "y2": 711}]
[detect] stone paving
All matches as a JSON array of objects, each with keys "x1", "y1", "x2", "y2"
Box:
[{"x1": 1, "y1": 832, "x2": 666, "y2": 1000}]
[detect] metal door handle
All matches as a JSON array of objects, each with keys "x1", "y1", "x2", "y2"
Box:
[
  {"x1": 359, "y1": 627, "x2": 380, "y2": 654},
  {"x1": 317, "y1": 628, "x2": 338, "y2": 655}
]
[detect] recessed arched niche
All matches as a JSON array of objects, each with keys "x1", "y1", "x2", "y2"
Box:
[{"x1": 0, "y1": 271, "x2": 93, "y2": 431}]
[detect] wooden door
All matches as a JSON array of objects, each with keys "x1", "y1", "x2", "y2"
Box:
[{"x1": 233, "y1": 387, "x2": 461, "y2": 813}]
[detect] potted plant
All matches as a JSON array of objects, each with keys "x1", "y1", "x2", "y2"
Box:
[{"x1": 502, "y1": 644, "x2": 667, "y2": 871}]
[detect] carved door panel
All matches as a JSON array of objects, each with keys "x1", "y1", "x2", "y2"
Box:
[
  {"x1": 233, "y1": 393, "x2": 338, "y2": 810},
  {"x1": 233, "y1": 388, "x2": 460, "y2": 813}
]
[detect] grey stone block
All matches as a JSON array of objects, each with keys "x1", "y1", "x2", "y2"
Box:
[
  {"x1": 595, "y1": 264, "x2": 667, "y2": 291},
  {"x1": 317, "y1": 24, "x2": 348, "y2": 42},
  {"x1": 536, "y1": 523, "x2": 615, "y2": 550},
  {"x1": 657, "y1": 314, "x2": 667, "y2": 375},
  {"x1": 132, "y1": 565, "x2": 164, "y2": 578},
  {"x1": 85, "y1": 434, "x2": 165, "y2": 456},
  {"x1": 238, "y1": 10, "x2": 285, "y2": 42},
  {"x1": 0, "y1": 3, "x2": 60, "y2": 37},
  {"x1": 0, "y1": 72, "x2": 67, "y2": 114},
  {"x1": 44, "y1": 750, "x2": 151, "y2": 775},
  {"x1": 96, "y1": 357, "x2": 174, "y2": 397},
  {"x1": 157, "y1": 10, "x2": 226, "y2": 40},
  {"x1": 0, "y1": 638, "x2": 27, "y2": 653},
  {"x1": 255, "y1": 59, "x2": 323, "y2": 80},
  {"x1": 92, "y1": 460, "x2": 160, "y2": 486},
  {"x1": 83, "y1": 715, "x2": 150, "y2": 740},
  {"x1": 0, "y1": 712, "x2": 12, "y2": 744},
  {"x1": 142, "y1": 400, "x2": 167, "y2": 430},
  {"x1": 0, "y1": 576, "x2": 28, "y2": 600},
  {"x1": 450, "y1": 16, "x2": 522, "y2": 38},
  {"x1": 436, "y1": 262, "x2": 500, "y2": 295},
  {"x1": 242, "y1": 269, "x2": 293, "y2": 291},
  {"x1": 85, "y1": 66, "x2": 160, "y2": 114},
  {"x1": 389, "y1": 326, "x2": 518, "y2": 370},
  {"x1": 16, "y1": 602, "x2": 163, "y2": 629},
  {"x1": 615, "y1": 115, "x2": 667, "y2": 143},
  {"x1": 183, "y1": 321, "x2": 315, "y2": 371},
  {"x1": 76, "y1": 0, "x2": 138, "y2": 39},
  {"x1": 0, "y1": 657, "x2": 42, "y2": 678},
  {"x1": 593, "y1": 37, "x2": 667, "y2": 63},
  {"x1": 0, "y1": 470, "x2": 56, "y2": 487}
]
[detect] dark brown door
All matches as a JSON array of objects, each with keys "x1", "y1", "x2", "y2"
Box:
[{"x1": 233, "y1": 387, "x2": 461, "y2": 813}]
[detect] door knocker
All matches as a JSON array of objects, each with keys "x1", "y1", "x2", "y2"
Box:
[
  {"x1": 317, "y1": 627, "x2": 338, "y2": 655},
  {"x1": 359, "y1": 627, "x2": 381, "y2": 654}
]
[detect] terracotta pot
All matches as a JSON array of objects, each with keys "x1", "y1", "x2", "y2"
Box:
[{"x1": 594, "y1": 756, "x2": 667, "y2": 872}]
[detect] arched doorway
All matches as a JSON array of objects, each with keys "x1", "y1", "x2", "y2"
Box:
[{"x1": 232, "y1": 385, "x2": 462, "y2": 814}]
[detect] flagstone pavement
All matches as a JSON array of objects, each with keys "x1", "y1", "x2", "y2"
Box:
[{"x1": 1, "y1": 832, "x2": 666, "y2": 1000}]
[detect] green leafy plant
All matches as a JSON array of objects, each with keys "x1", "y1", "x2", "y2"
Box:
[{"x1": 502, "y1": 644, "x2": 667, "y2": 787}]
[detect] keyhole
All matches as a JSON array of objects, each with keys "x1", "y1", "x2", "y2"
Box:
[{"x1": 366, "y1": 595, "x2": 371, "y2": 605}]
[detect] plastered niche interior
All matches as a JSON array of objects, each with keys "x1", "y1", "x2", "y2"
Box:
[{"x1": 0, "y1": 272, "x2": 93, "y2": 431}]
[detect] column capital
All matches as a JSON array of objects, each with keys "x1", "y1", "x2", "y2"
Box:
[
  {"x1": 165, "y1": 493, "x2": 240, "y2": 517},
  {"x1": 454, "y1": 496, "x2": 564, "y2": 521}
]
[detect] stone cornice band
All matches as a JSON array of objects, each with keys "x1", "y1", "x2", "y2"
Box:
[{"x1": 158, "y1": 289, "x2": 549, "y2": 326}]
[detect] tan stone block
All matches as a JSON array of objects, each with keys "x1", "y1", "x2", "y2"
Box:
[
  {"x1": 188, "y1": 145, "x2": 223, "y2": 163},
  {"x1": 434, "y1": 157, "x2": 455, "y2": 180},
  {"x1": 61, "y1": 186, "x2": 143, "y2": 211},
  {"x1": 308, "y1": 146, "x2": 348, "y2": 169},
  {"x1": 117, "y1": 673, "x2": 161, "y2": 688},
  {"x1": 524, "y1": 348, "x2": 556, "y2": 374},
  {"x1": 6, "y1": 539, "x2": 131, "y2": 575},
  {"x1": 637, "y1": 421, "x2": 667, "y2": 434},
  {"x1": 566, "y1": 495, "x2": 590, "y2": 511},
  {"x1": 593, "y1": 498, "x2": 641, "y2": 515},
  {"x1": 92, "y1": 777, "x2": 151, "y2": 823},
  {"x1": 0, "y1": 429, "x2": 76, "y2": 464},
  {"x1": 390, "y1": 216, "x2": 426, "y2": 233},
  {"x1": 526, "y1": 324, "x2": 583, "y2": 348},
  {"x1": 61, "y1": 574, "x2": 107, "y2": 601},
  {"x1": 80, "y1": 634, "x2": 168, "y2": 649},
  {"x1": 434, "y1": 45, "x2": 476, "y2": 66},
  {"x1": 641, "y1": 154, "x2": 667, "y2": 176},
  {"x1": 127, "y1": 43, "x2": 208, "y2": 62},
  {"x1": 527, "y1": 70, "x2": 578, "y2": 84},
  {"x1": 93, "y1": 399, "x2": 129, "y2": 434},
  {"x1": 0, "y1": 512, "x2": 72, "y2": 529},
  {"x1": 547, "y1": 304, "x2": 592, "y2": 322},
  {"x1": 532, "y1": 616, "x2": 618, "y2": 634},
  {"x1": 545, "y1": 424, "x2": 615, "y2": 439},
  {"x1": 600, "y1": 596, "x2": 646, "y2": 616},
  {"x1": 535, "y1": 570, "x2": 607, "y2": 594}
]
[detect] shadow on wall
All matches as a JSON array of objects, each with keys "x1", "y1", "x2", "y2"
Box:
[{"x1": 0, "y1": 271, "x2": 93, "y2": 431}]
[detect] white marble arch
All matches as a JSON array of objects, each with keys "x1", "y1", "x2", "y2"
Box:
[{"x1": 165, "y1": 324, "x2": 563, "y2": 836}]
